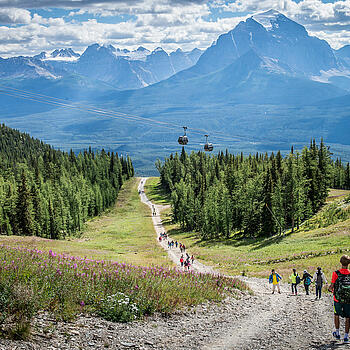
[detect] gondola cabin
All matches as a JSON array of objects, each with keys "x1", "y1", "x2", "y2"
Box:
[
  {"x1": 204, "y1": 134, "x2": 213, "y2": 151},
  {"x1": 178, "y1": 126, "x2": 188, "y2": 145}
]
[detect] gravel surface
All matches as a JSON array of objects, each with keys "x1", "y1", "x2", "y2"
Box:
[{"x1": 0, "y1": 279, "x2": 341, "y2": 350}]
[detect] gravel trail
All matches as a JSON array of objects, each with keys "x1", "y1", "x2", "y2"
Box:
[{"x1": 138, "y1": 177, "x2": 214, "y2": 274}]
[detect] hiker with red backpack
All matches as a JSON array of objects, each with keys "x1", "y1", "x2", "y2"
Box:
[
  {"x1": 328, "y1": 255, "x2": 350, "y2": 344},
  {"x1": 313, "y1": 267, "x2": 328, "y2": 299}
]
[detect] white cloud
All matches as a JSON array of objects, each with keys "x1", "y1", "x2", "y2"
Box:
[
  {"x1": 0, "y1": 8, "x2": 31, "y2": 24},
  {"x1": 1, "y1": 0, "x2": 350, "y2": 57}
]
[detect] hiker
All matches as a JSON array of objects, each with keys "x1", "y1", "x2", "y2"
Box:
[
  {"x1": 289, "y1": 268, "x2": 300, "y2": 295},
  {"x1": 182, "y1": 244, "x2": 186, "y2": 252},
  {"x1": 184, "y1": 259, "x2": 188, "y2": 271},
  {"x1": 191, "y1": 255, "x2": 194, "y2": 264},
  {"x1": 159, "y1": 236, "x2": 162, "y2": 242},
  {"x1": 186, "y1": 257, "x2": 191, "y2": 271},
  {"x1": 328, "y1": 255, "x2": 350, "y2": 344},
  {"x1": 175, "y1": 241, "x2": 178, "y2": 248},
  {"x1": 301, "y1": 270, "x2": 312, "y2": 295},
  {"x1": 180, "y1": 255, "x2": 184, "y2": 267},
  {"x1": 269, "y1": 269, "x2": 282, "y2": 294},
  {"x1": 313, "y1": 267, "x2": 328, "y2": 299}
]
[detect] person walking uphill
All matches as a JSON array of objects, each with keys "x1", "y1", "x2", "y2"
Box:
[
  {"x1": 269, "y1": 269, "x2": 282, "y2": 294},
  {"x1": 301, "y1": 270, "x2": 312, "y2": 295},
  {"x1": 313, "y1": 267, "x2": 328, "y2": 299},
  {"x1": 328, "y1": 255, "x2": 350, "y2": 344},
  {"x1": 289, "y1": 269, "x2": 300, "y2": 295}
]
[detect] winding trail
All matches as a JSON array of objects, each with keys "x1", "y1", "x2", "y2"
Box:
[
  {"x1": 138, "y1": 177, "x2": 215, "y2": 274},
  {"x1": 139, "y1": 177, "x2": 339, "y2": 350}
]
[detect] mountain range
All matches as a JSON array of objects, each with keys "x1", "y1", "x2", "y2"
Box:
[
  {"x1": 0, "y1": 45, "x2": 202, "y2": 89},
  {"x1": 1, "y1": 9, "x2": 350, "y2": 174}
]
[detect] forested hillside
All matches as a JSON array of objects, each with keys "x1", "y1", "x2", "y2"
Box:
[
  {"x1": 157, "y1": 140, "x2": 350, "y2": 239},
  {"x1": 0, "y1": 124, "x2": 134, "y2": 238}
]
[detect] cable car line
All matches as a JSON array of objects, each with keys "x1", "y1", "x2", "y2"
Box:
[
  {"x1": 0, "y1": 84, "x2": 273, "y2": 148},
  {"x1": 0, "y1": 87, "x2": 243, "y2": 143},
  {"x1": 1, "y1": 84, "x2": 249, "y2": 142}
]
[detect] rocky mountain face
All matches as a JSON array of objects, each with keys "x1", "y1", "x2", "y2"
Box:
[{"x1": 192, "y1": 10, "x2": 339, "y2": 78}]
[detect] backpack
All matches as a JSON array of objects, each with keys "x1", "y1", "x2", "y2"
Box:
[
  {"x1": 316, "y1": 272, "x2": 323, "y2": 285},
  {"x1": 305, "y1": 276, "x2": 311, "y2": 286},
  {"x1": 334, "y1": 271, "x2": 350, "y2": 304},
  {"x1": 296, "y1": 275, "x2": 301, "y2": 285}
]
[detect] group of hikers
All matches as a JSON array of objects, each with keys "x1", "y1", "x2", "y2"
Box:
[
  {"x1": 158, "y1": 231, "x2": 194, "y2": 271},
  {"x1": 269, "y1": 255, "x2": 350, "y2": 344},
  {"x1": 180, "y1": 253, "x2": 195, "y2": 271}
]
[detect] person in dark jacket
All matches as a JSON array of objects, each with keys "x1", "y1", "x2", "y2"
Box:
[
  {"x1": 301, "y1": 269, "x2": 313, "y2": 295},
  {"x1": 313, "y1": 267, "x2": 328, "y2": 299}
]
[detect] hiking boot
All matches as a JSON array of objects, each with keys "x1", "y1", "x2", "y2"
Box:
[
  {"x1": 333, "y1": 332, "x2": 340, "y2": 340},
  {"x1": 344, "y1": 336, "x2": 349, "y2": 344}
]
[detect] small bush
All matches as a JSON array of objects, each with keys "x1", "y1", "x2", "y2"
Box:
[
  {"x1": 98, "y1": 292, "x2": 139, "y2": 323},
  {"x1": 0, "y1": 281, "x2": 36, "y2": 340}
]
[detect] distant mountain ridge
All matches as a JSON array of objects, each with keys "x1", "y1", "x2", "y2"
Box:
[{"x1": 0, "y1": 44, "x2": 203, "y2": 90}]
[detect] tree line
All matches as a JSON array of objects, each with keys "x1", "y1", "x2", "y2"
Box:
[
  {"x1": 0, "y1": 124, "x2": 134, "y2": 238},
  {"x1": 156, "y1": 140, "x2": 350, "y2": 239}
]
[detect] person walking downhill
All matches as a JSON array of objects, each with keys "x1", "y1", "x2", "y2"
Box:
[
  {"x1": 328, "y1": 255, "x2": 350, "y2": 344},
  {"x1": 289, "y1": 269, "x2": 300, "y2": 295},
  {"x1": 301, "y1": 270, "x2": 313, "y2": 295},
  {"x1": 269, "y1": 269, "x2": 282, "y2": 294},
  {"x1": 180, "y1": 255, "x2": 184, "y2": 268},
  {"x1": 313, "y1": 267, "x2": 328, "y2": 300}
]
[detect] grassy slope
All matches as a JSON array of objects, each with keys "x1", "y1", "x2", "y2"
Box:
[
  {"x1": 146, "y1": 178, "x2": 350, "y2": 279},
  {"x1": 0, "y1": 178, "x2": 171, "y2": 267},
  {"x1": 143, "y1": 177, "x2": 171, "y2": 205}
]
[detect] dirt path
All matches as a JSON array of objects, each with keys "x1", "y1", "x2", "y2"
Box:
[
  {"x1": 139, "y1": 177, "x2": 215, "y2": 274},
  {"x1": 202, "y1": 277, "x2": 337, "y2": 350}
]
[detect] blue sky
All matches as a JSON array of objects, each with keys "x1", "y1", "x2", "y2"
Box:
[{"x1": 0, "y1": 0, "x2": 350, "y2": 57}]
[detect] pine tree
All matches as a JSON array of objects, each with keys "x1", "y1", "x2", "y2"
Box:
[{"x1": 16, "y1": 170, "x2": 34, "y2": 236}]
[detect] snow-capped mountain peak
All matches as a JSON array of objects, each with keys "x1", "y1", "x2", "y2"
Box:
[
  {"x1": 252, "y1": 9, "x2": 283, "y2": 30},
  {"x1": 40, "y1": 48, "x2": 80, "y2": 62}
]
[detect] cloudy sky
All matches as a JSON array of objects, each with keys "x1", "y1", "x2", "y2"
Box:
[{"x1": 1, "y1": 0, "x2": 350, "y2": 57}]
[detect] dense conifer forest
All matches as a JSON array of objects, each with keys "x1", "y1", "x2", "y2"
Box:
[
  {"x1": 0, "y1": 124, "x2": 134, "y2": 238},
  {"x1": 157, "y1": 140, "x2": 350, "y2": 239}
]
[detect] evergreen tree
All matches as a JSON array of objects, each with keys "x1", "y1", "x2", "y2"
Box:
[{"x1": 16, "y1": 170, "x2": 34, "y2": 236}]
